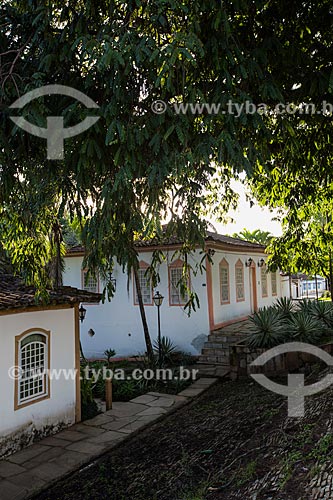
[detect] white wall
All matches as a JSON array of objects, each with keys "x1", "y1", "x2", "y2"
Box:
[
  {"x1": 209, "y1": 250, "x2": 283, "y2": 324},
  {"x1": 281, "y1": 276, "x2": 293, "y2": 298},
  {"x1": 64, "y1": 251, "x2": 210, "y2": 357},
  {"x1": 0, "y1": 308, "x2": 76, "y2": 446},
  {"x1": 64, "y1": 248, "x2": 285, "y2": 358},
  {"x1": 257, "y1": 265, "x2": 282, "y2": 308}
]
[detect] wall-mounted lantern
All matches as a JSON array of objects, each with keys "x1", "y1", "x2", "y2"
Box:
[{"x1": 79, "y1": 305, "x2": 87, "y2": 323}]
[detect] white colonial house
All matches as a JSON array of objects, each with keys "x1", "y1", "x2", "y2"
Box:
[
  {"x1": 64, "y1": 232, "x2": 285, "y2": 359},
  {"x1": 295, "y1": 274, "x2": 327, "y2": 298},
  {"x1": 0, "y1": 273, "x2": 100, "y2": 458}
]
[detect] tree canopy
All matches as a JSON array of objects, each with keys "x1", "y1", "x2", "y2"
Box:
[
  {"x1": 232, "y1": 228, "x2": 273, "y2": 247},
  {"x1": 259, "y1": 199, "x2": 333, "y2": 284},
  {"x1": 1, "y1": 0, "x2": 333, "y2": 294}
]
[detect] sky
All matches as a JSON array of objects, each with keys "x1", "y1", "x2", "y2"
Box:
[{"x1": 212, "y1": 179, "x2": 283, "y2": 237}]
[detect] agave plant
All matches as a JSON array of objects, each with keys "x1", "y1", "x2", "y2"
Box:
[
  {"x1": 308, "y1": 300, "x2": 333, "y2": 328},
  {"x1": 274, "y1": 297, "x2": 295, "y2": 320},
  {"x1": 247, "y1": 307, "x2": 287, "y2": 348},
  {"x1": 287, "y1": 312, "x2": 322, "y2": 343},
  {"x1": 298, "y1": 298, "x2": 315, "y2": 313},
  {"x1": 153, "y1": 336, "x2": 177, "y2": 366}
]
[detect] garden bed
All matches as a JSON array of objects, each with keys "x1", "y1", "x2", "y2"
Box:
[
  {"x1": 81, "y1": 350, "x2": 198, "y2": 420},
  {"x1": 34, "y1": 366, "x2": 333, "y2": 500}
]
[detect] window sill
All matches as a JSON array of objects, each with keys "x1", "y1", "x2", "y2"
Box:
[{"x1": 15, "y1": 393, "x2": 50, "y2": 411}]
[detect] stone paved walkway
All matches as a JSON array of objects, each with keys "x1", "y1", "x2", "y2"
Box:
[
  {"x1": 0, "y1": 378, "x2": 217, "y2": 500},
  {"x1": 193, "y1": 363, "x2": 230, "y2": 377}
]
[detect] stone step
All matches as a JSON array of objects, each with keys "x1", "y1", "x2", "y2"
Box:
[
  {"x1": 217, "y1": 355, "x2": 230, "y2": 363},
  {"x1": 201, "y1": 348, "x2": 229, "y2": 357},
  {"x1": 199, "y1": 354, "x2": 230, "y2": 365},
  {"x1": 208, "y1": 334, "x2": 228, "y2": 342},
  {"x1": 203, "y1": 342, "x2": 229, "y2": 349},
  {"x1": 208, "y1": 334, "x2": 245, "y2": 344},
  {"x1": 195, "y1": 364, "x2": 231, "y2": 378},
  {"x1": 199, "y1": 360, "x2": 230, "y2": 366}
]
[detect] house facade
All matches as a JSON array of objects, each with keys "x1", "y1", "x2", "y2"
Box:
[
  {"x1": 64, "y1": 233, "x2": 285, "y2": 359},
  {"x1": 299, "y1": 275, "x2": 327, "y2": 298},
  {"x1": 284, "y1": 274, "x2": 328, "y2": 299},
  {"x1": 0, "y1": 274, "x2": 100, "y2": 458}
]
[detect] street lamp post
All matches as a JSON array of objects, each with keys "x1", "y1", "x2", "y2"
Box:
[{"x1": 153, "y1": 291, "x2": 164, "y2": 367}]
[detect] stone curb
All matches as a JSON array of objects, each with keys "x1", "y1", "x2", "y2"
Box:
[{"x1": 0, "y1": 377, "x2": 218, "y2": 500}]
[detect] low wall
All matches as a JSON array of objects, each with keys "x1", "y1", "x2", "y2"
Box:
[{"x1": 230, "y1": 342, "x2": 333, "y2": 380}]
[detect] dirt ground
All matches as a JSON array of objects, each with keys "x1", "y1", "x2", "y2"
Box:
[{"x1": 33, "y1": 373, "x2": 333, "y2": 500}]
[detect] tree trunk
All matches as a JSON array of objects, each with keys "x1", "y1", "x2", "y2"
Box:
[
  {"x1": 133, "y1": 266, "x2": 154, "y2": 360},
  {"x1": 329, "y1": 248, "x2": 333, "y2": 302},
  {"x1": 325, "y1": 214, "x2": 333, "y2": 302},
  {"x1": 80, "y1": 341, "x2": 87, "y2": 363},
  {"x1": 50, "y1": 220, "x2": 64, "y2": 288}
]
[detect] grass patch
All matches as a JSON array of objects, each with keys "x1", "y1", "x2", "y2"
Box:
[{"x1": 235, "y1": 460, "x2": 257, "y2": 487}]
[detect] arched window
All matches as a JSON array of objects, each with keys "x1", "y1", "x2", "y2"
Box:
[
  {"x1": 134, "y1": 261, "x2": 153, "y2": 305},
  {"x1": 15, "y1": 329, "x2": 50, "y2": 409},
  {"x1": 219, "y1": 258, "x2": 230, "y2": 304},
  {"x1": 271, "y1": 271, "x2": 277, "y2": 296},
  {"x1": 235, "y1": 259, "x2": 245, "y2": 302},
  {"x1": 261, "y1": 267, "x2": 268, "y2": 297},
  {"x1": 169, "y1": 259, "x2": 190, "y2": 306}
]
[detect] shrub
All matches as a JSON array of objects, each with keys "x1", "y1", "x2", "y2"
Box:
[
  {"x1": 92, "y1": 372, "x2": 106, "y2": 399},
  {"x1": 246, "y1": 297, "x2": 331, "y2": 349},
  {"x1": 247, "y1": 307, "x2": 287, "y2": 348},
  {"x1": 80, "y1": 367, "x2": 99, "y2": 420},
  {"x1": 288, "y1": 311, "x2": 322, "y2": 343},
  {"x1": 81, "y1": 398, "x2": 99, "y2": 421},
  {"x1": 274, "y1": 297, "x2": 295, "y2": 319},
  {"x1": 168, "y1": 350, "x2": 196, "y2": 366},
  {"x1": 308, "y1": 300, "x2": 333, "y2": 329},
  {"x1": 153, "y1": 336, "x2": 177, "y2": 366},
  {"x1": 112, "y1": 377, "x2": 154, "y2": 401},
  {"x1": 298, "y1": 298, "x2": 314, "y2": 313},
  {"x1": 104, "y1": 348, "x2": 116, "y2": 366},
  {"x1": 112, "y1": 379, "x2": 142, "y2": 401}
]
